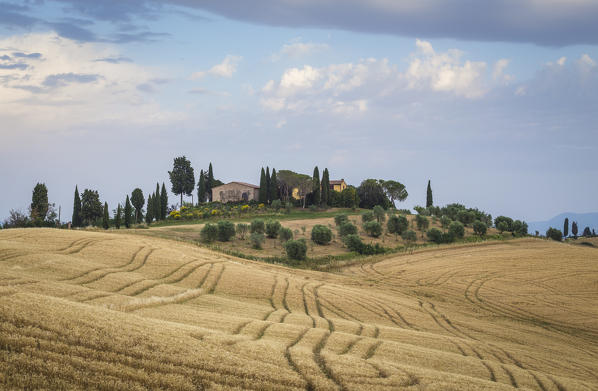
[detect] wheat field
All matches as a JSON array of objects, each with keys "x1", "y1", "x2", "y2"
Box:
[{"x1": 1, "y1": 228, "x2": 597, "y2": 390}]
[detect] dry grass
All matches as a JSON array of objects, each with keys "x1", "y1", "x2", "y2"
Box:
[{"x1": 1, "y1": 228, "x2": 597, "y2": 390}]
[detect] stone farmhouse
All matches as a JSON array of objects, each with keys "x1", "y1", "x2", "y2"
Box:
[{"x1": 211, "y1": 182, "x2": 260, "y2": 203}]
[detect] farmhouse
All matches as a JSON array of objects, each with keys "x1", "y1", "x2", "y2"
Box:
[
  {"x1": 329, "y1": 179, "x2": 347, "y2": 192},
  {"x1": 212, "y1": 182, "x2": 260, "y2": 203}
]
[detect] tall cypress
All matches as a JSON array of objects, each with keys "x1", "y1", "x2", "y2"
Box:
[
  {"x1": 197, "y1": 169, "x2": 206, "y2": 204},
  {"x1": 72, "y1": 186, "x2": 82, "y2": 227},
  {"x1": 572, "y1": 221, "x2": 578, "y2": 238},
  {"x1": 146, "y1": 194, "x2": 153, "y2": 225},
  {"x1": 154, "y1": 183, "x2": 161, "y2": 219},
  {"x1": 321, "y1": 168, "x2": 330, "y2": 206},
  {"x1": 265, "y1": 167, "x2": 271, "y2": 203},
  {"x1": 269, "y1": 168, "x2": 279, "y2": 202},
  {"x1": 563, "y1": 218, "x2": 569, "y2": 238},
  {"x1": 259, "y1": 167, "x2": 267, "y2": 203},
  {"x1": 312, "y1": 166, "x2": 321, "y2": 205},
  {"x1": 102, "y1": 202, "x2": 109, "y2": 230},
  {"x1": 124, "y1": 195, "x2": 132, "y2": 228},
  {"x1": 426, "y1": 180, "x2": 433, "y2": 208},
  {"x1": 115, "y1": 204, "x2": 122, "y2": 229},
  {"x1": 207, "y1": 163, "x2": 214, "y2": 202},
  {"x1": 160, "y1": 183, "x2": 168, "y2": 220}
]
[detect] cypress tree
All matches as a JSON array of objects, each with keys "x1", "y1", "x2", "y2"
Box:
[
  {"x1": 72, "y1": 185, "x2": 82, "y2": 227},
  {"x1": 207, "y1": 163, "x2": 214, "y2": 202},
  {"x1": 115, "y1": 204, "x2": 122, "y2": 229},
  {"x1": 269, "y1": 168, "x2": 279, "y2": 201},
  {"x1": 124, "y1": 195, "x2": 132, "y2": 228},
  {"x1": 426, "y1": 180, "x2": 433, "y2": 208},
  {"x1": 572, "y1": 221, "x2": 578, "y2": 238},
  {"x1": 321, "y1": 168, "x2": 330, "y2": 206},
  {"x1": 259, "y1": 167, "x2": 267, "y2": 203},
  {"x1": 265, "y1": 167, "x2": 271, "y2": 203},
  {"x1": 197, "y1": 169, "x2": 206, "y2": 204},
  {"x1": 102, "y1": 202, "x2": 109, "y2": 230},
  {"x1": 146, "y1": 194, "x2": 153, "y2": 225},
  {"x1": 154, "y1": 183, "x2": 160, "y2": 219},
  {"x1": 312, "y1": 166, "x2": 321, "y2": 205},
  {"x1": 563, "y1": 218, "x2": 569, "y2": 238},
  {"x1": 160, "y1": 183, "x2": 168, "y2": 220}
]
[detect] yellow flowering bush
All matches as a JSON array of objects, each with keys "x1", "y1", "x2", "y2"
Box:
[
  {"x1": 241, "y1": 205, "x2": 250, "y2": 213},
  {"x1": 258, "y1": 203, "x2": 265, "y2": 209},
  {"x1": 211, "y1": 209, "x2": 221, "y2": 216}
]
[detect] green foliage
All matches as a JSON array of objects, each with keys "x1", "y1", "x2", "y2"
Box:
[
  {"x1": 279, "y1": 227, "x2": 293, "y2": 242},
  {"x1": 473, "y1": 220, "x2": 487, "y2": 236},
  {"x1": 131, "y1": 188, "x2": 145, "y2": 224},
  {"x1": 380, "y1": 180, "x2": 408, "y2": 207},
  {"x1": 250, "y1": 232, "x2": 265, "y2": 249},
  {"x1": 340, "y1": 186, "x2": 359, "y2": 208},
  {"x1": 201, "y1": 223, "x2": 218, "y2": 243},
  {"x1": 511, "y1": 220, "x2": 528, "y2": 237},
  {"x1": 497, "y1": 221, "x2": 508, "y2": 233},
  {"x1": 115, "y1": 204, "x2": 122, "y2": 229},
  {"x1": 80, "y1": 189, "x2": 102, "y2": 226},
  {"x1": 236, "y1": 223, "x2": 249, "y2": 239},
  {"x1": 373, "y1": 205, "x2": 386, "y2": 223},
  {"x1": 269, "y1": 169, "x2": 279, "y2": 202},
  {"x1": 361, "y1": 211, "x2": 375, "y2": 223},
  {"x1": 30, "y1": 183, "x2": 49, "y2": 221},
  {"x1": 571, "y1": 221, "x2": 578, "y2": 237},
  {"x1": 154, "y1": 183, "x2": 160, "y2": 220},
  {"x1": 387, "y1": 215, "x2": 408, "y2": 235},
  {"x1": 265, "y1": 167, "x2": 271, "y2": 203},
  {"x1": 271, "y1": 199, "x2": 282, "y2": 211},
  {"x1": 457, "y1": 210, "x2": 476, "y2": 225},
  {"x1": 343, "y1": 234, "x2": 363, "y2": 252},
  {"x1": 265, "y1": 220, "x2": 282, "y2": 238},
  {"x1": 197, "y1": 169, "x2": 206, "y2": 204},
  {"x1": 169, "y1": 156, "x2": 195, "y2": 207},
  {"x1": 440, "y1": 216, "x2": 452, "y2": 229},
  {"x1": 321, "y1": 168, "x2": 330, "y2": 206},
  {"x1": 259, "y1": 167, "x2": 267, "y2": 203},
  {"x1": 339, "y1": 222, "x2": 358, "y2": 237},
  {"x1": 334, "y1": 214, "x2": 349, "y2": 226},
  {"x1": 284, "y1": 239, "x2": 307, "y2": 260},
  {"x1": 449, "y1": 221, "x2": 465, "y2": 238},
  {"x1": 427, "y1": 228, "x2": 443, "y2": 243},
  {"x1": 124, "y1": 195, "x2": 132, "y2": 228},
  {"x1": 160, "y1": 183, "x2": 168, "y2": 220},
  {"x1": 206, "y1": 163, "x2": 214, "y2": 202},
  {"x1": 102, "y1": 202, "x2": 110, "y2": 229},
  {"x1": 426, "y1": 180, "x2": 433, "y2": 208},
  {"x1": 494, "y1": 216, "x2": 514, "y2": 231},
  {"x1": 402, "y1": 229, "x2": 417, "y2": 244},
  {"x1": 72, "y1": 186, "x2": 82, "y2": 227},
  {"x1": 546, "y1": 227, "x2": 563, "y2": 241},
  {"x1": 563, "y1": 217, "x2": 569, "y2": 237},
  {"x1": 364, "y1": 221, "x2": 382, "y2": 237},
  {"x1": 311, "y1": 224, "x2": 332, "y2": 244},
  {"x1": 416, "y1": 215, "x2": 429, "y2": 231},
  {"x1": 582, "y1": 226, "x2": 592, "y2": 237},
  {"x1": 357, "y1": 179, "x2": 391, "y2": 209},
  {"x1": 312, "y1": 166, "x2": 321, "y2": 205},
  {"x1": 145, "y1": 195, "x2": 153, "y2": 225},
  {"x1": 217, "y1": 220, "x2": 236, "y2": 241},
  {"x1": 250, "y1": 219, "x2": 265, "y2": 234}
]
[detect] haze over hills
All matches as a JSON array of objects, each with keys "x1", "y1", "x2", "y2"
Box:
[{"x1": 527, "y1": 212, "x2": 598, "y2": 236}]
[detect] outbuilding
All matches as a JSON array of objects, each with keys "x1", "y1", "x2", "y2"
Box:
[{"x1": 211, "y1": 182, "x2": 260, "y2": 203}]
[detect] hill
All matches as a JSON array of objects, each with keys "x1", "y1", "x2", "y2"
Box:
[
  {"x1": 528, "y1": 212, "x2": 598, "y2": 236},
  {"x1": 1, "y1": 228, "x2": 597, "y2": 390}
]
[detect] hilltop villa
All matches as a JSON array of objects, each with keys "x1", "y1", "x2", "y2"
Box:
[{"x1": 212, "y1": 182, "x2": 260, "y2": 203}]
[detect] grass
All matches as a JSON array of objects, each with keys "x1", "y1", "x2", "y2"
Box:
[{"x1": 1, "y1": 228, "x2": 597, "y2": 390}]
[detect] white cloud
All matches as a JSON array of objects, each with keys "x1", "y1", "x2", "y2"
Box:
[
  {"x1": 492, "y1": 58, "x2": 513, "y2": 83},
  {"x1": 270, "y1": 40, "x2": 329, "y2": 61},
  {"x1": 191, "y1": 55, "x2": 242, "y2": 79}
]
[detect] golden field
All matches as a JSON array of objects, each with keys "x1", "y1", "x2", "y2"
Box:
[{"x1": 1, "y1": 228, "x2": 597, "y2": 390}]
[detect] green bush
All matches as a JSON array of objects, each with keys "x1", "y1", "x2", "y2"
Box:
[
  {"x1": 250, "y1": 232, "x2": 265, "y2": 249},
  {"x1": 416, "y1": 215, "x2": 429, "y2": 231},
  {"x1": 271, "y1": 199, "x2": 282, "y2": 211},
  {"x1": 343, "y1": 234, "x2": 364, "y2": 252},
  {"x1": 250, "y1": 219, "x2": 265, "y2": 234},
  {"x1": 285, "y1": 239, "x2": 307, "y2": 260},
  {"x1": 334, "y1": 214, "x2": 349, "y2": 226},
  {"x1": 361, "y1": 211, "x2": 375, "y2": 223},
  {"x1": 373, "y1": 205, "x2": 386, "y2": 223},
  {"x1": 265, "y1": 220, "x2": 281, "y2": 238},
  {"x1": 497, "y1": 221, "x2": 509, "y2": 233},
  {"x1": 200, "y1": 223, "x2": 218, "y2": 243},
  {"x1": 402, "y1": 230, "x2": 417, "y2": 244},
  {"x1": 279, "y1": 227, "x2": 293, "y2": 242},
  {"x1": 427, "y1": 228, "x2": 443, "y2": 244},
  {"x1": 449, "y1": 221, "x2": 465, "y2": 239},
  {"x1": 311, "y1": 224, "x2": 332, "y2": 245},
  {"x1": 546, "y1": 227, "x2": 562, "y2": 241},
  {"x1": 440, "y1": 216, "x2": 452, "y2": 229},
  {"x1": 473, "y1": 220, "x2": 487, "y2": 236},
  {"x1": 339, "y1": 222, "x2": 358, "y2": 237},
  {"x1": 236, "y1": 223, "x2": 249, "y2": 239},
  {"x1": 364, "y1": 221, "x2": 382, "y2": 237},
  {"x1": 387, "y1": 215, "x2": 408, "y2": 235},
  {"x1": 217, "y1": 220, "x2": 236, "y2": 242}
]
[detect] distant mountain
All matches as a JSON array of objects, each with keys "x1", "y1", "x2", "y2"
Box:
[{"x1": 527, "y1": 212, "x2": 598, "y2": 236}]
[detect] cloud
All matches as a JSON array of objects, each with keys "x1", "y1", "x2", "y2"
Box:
[
  {"x1": 12, "y1": 52, "x2": 42, "y2": 59},
  {"x1": 42, "y1": 73, "x2": 100, "y2": 87},
  {"x1": 271, "y1": 40, "x2": 329, "y2": 61},
  {"x1": 191, "y1": 55, "x2": 242, "y2": 79},
  {"x1": 187, "y1": 87, "x2": 230, "y2": 96},
  {"x1": 94, "y1": 56, "x2": 133, "y2": 64},
  {"x1": 492, "y1": 59, "x2": 513, "y2": 83}
]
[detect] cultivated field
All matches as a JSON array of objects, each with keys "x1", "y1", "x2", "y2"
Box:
[{"x1": 1, "y1": 228, "x2": 597, "y2": 390}]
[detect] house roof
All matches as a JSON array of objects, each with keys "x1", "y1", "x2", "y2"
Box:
[
  {"x1": 329, "y1": 179, "x2": 346, "y2": 185},
  {"x1": 220, "y1": 181, "x2": 260, "y2": 189}
]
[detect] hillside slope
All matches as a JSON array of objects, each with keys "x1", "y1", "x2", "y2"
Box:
[
  {"x1": 528, "y1": 212, "x2": 598, "y2": 236},
  {"x1": 1, "y1": 229, "x2": 597, "y2": 390}
]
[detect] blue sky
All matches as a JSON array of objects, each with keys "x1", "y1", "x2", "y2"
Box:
[{"x1": 1, "y1": 0, "x2": 597, "y2": 222}]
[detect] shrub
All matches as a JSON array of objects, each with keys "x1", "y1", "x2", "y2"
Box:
[
  {"x1": 440, "y1": 215, "x2": 452, "y2": 229},
  {"x1": 285, "y1": 202, "x2": 292, "y2": 214},
  {"x1": 396, "y1": 209, "x2": 411, "y2": 215},
  {"x1": 427, "y1": 228, "x2": 443, "y2": 244},
  {"x1": 364, "y1": 221, "x2": 382, "y2": 237},
  {"x1": 236, "y1": 223, "x2": 249, "y2": 239},
  {"x1": 546, "y1": 227, "x2": 563, "y2": 241},
  {"x1": 334, "y1": 214, "x2": 349, "y2": 226},
  {"x1": 361, "y1": 243, "x2": 386, "y2": 255},
  {"x1": 387, "y1": 215, "x2": 408, "y2": 235},
  {"x1": 311, "y1": 224, "x2": 332, "y2": 245},
  {"x1": 250, "y1": 219, "x2": 265, "y2": 234},
  {"x1": 250, "y1": 232, "x2": 265, "y2": 249},
  {"x1": 449, "y1": 221, "x2": 465, "y2": 239},
  {"x1": 279, "y1": 227, "x2": 293, "y2": 242},
  {"x1": 497, "y1": 221, "x2": 509, "y2": 233},
  {"x1": 473, "y1": 220, "x2": 487, "y2": 236},
  {"x1": 217, "y1": 220, "x2": 235, "y2": 242},
  {"x1": 339, "y1": 222, "x2": 358, "y2": 237},
  {"x1": 373, "y1": 205, "x2": 386, "y2": 223},
  {"x1": 309, "y1": 204, "x2": 318, "y2": 212},
  {"x1": 265, "y1": 220, "x2": 281, "y2": 238},
  {"x1": 285, "y1": 239, "x2": 307, "y2": 260},
  {"x1": 416, "y1": 215, "x2": 429, "y2": 231},
  {"x1": 494, "y1": 216, "x2": 513, "y2": 232},
  {"x1": 361, "y1": 211, "x2": 375, "y2": 223},
  {"x1": 271, "y1": 199, "x2": 282, "y2": 211},
  {"x1": 402, "y1": 230, "x2": 417, "y2": 244},
  {"x1": 200, "y1": 223, "x2": 218, "y2": 243},
  {"x1": 343, "y1": 234, "x2": 364, "y2": 253}
]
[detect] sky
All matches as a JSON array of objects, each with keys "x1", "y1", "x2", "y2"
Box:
[{"x1": 1, "y1": 0, "x2": 597, "y2": 223}]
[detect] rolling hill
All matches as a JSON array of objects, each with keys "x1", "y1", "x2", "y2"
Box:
[{"x1": 528, "y1": 212, "x2": 598, "y2": 236}]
